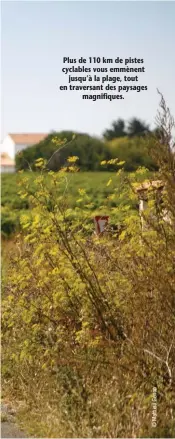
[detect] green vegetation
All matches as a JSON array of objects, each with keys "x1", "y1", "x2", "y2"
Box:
[
  {"x1": 15, "y1": 131, "x2": 111, "y2": 172},
  {"x1": 2, "y1": 123, "x2": 156, "y2": 238},
  {"x1": 107, "y1": 135, "x2": 157, "y2": 171},
  {"x1": 15, "y1": 123, "x2": 157, "y2": 173},
  {"x1": 2, "y1": 95, "x2": 175, "y2": 438},
  {"x1": 103, "y1": 117, "x2": 150, "y2": 140},
  {"x1": 1, "y1": 170, "x2": 153, "y2": 237},
  {"x1": 1, "y1": 173, "x2": 29, "y2": 238}
]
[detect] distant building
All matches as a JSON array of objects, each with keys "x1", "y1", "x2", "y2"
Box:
[
  {"x1": 0, "y1": 153, "x2": 15, "y2": 173},
  {"x1": 0, "y1": 133, "x2": 48, "y2": 160}
]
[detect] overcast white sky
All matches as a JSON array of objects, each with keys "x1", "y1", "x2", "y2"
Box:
[{"x1": 1, "y1": 1, "x2": 175, "y2": 140}]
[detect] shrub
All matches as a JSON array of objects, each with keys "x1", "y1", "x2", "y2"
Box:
[
  {"x1": 15, "y1": 131, "x2": 111, "y2": 172},
  {"x1": 15, "y1": 130, "x2": 158, "y2": 173},
  {"x1": 1, "y1": 207, "x2": 19, "y2": 237},
  {"x1": 2, "y1": 95, "x2": 175, "y2": 437},
  {"x1": 107, "y1": 135, "x2": 158, "y2": 172}
]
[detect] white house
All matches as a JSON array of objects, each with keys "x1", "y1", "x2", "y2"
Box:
[
  {"x1": 0, "y1": 133, "x2": 48, "y2": 160},
  {"x1": 0, "y1": 153, "x2": 15, "y2": 173}
]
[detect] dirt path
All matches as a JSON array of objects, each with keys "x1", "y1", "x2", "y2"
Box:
[
  {"x1": 1, "y1": 421, "x2": 26, "y2": 438},
  {"x1": 1, "y1": 402, "x2": 28, "y2": 438}
]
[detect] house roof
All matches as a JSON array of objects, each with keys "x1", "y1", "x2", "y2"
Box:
[
  {"x1": 1, "y1": 153, "x2": 15, "y2": 166},
  {"x1": 9, "y1": 133, "x2": 48, "y2": 145},
  {"x1": 136, "y1": 180, "x2": 164, "y2": 192}
]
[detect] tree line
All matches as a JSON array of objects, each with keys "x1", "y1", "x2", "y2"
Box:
[{"x1": 16, "y1": 117, "x2": 160, "y2": 172}]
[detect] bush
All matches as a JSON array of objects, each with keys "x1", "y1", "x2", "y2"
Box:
[
  {"x1": 1, "y1": 171, "x2": 146, "y2": 237},
  {"x1": 1, "y1": 207, "x2": 19, "y2": 237},
  {"x1": 2, "y1": 95, "x2": 175, "y2": 437},
  {"x1": 107, "y1": 135, "x2": 158, "y2": 171},
  {"x1": 15, "y1": 131, "x2": 111, "y2": 172},
  {"x1": 15, "y1": 130, "x2": 158, "y2": 173}
]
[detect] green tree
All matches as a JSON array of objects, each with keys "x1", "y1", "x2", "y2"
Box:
[
  {"x1": 107, "y1": 136, "x2": 157, "y2": 171},
  {"x1": 103, "y1": 119, "x2": 126, "y2": 140},
  {"x1": 15, "y1": 131, "x2": 110, "y2": 172},
  {"x1": 127, "y1": 117, "x2": 150, "y2": 137}
]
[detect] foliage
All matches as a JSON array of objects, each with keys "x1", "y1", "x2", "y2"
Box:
[
  {"x1": 15, "y1": 128, "x2": 158, "y2": 174},
  {"x1": 103, "y1": 117, "x2": 150, "y2": 140},
  {"x1": 15, "y1": 131, "x2": 111, "y2": 172},
  {"x1": 107, "y1": 135, "x2": 158, "y2": 171},
  {"x1": 103, "y1": 118, "x2": 126, "y2": 140},
  {"x1": 1, "y1": 173, "x2": 29, "y2": 210},
  {"x1": 2, "y1": 94, "x2": 175, "y2": 437},
  {"x1": 1, "y1": 170, "x2": 151, "y2": 237},
  {"x1": 1, "y1": 207, "x2": 20, "y2": 238},
  {"x1": 127, "y1": 117, "x2": 150, "y2": 137}
]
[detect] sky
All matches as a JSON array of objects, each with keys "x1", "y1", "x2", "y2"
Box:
[{"x1": 1, "y1": 1, "x2": 175, "y2": 140}]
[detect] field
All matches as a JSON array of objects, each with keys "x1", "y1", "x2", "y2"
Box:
[
  {"x1": 1, "y1": 171, "x2": 119, "y2": 206},
  {"x1": 1, "y1": 171, "x2": 143, "y2": 237}
]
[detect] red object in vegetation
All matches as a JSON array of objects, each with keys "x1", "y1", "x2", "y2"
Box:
[{"x1": 94, "y1": 216, "x2": 109, "y2": 235}]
